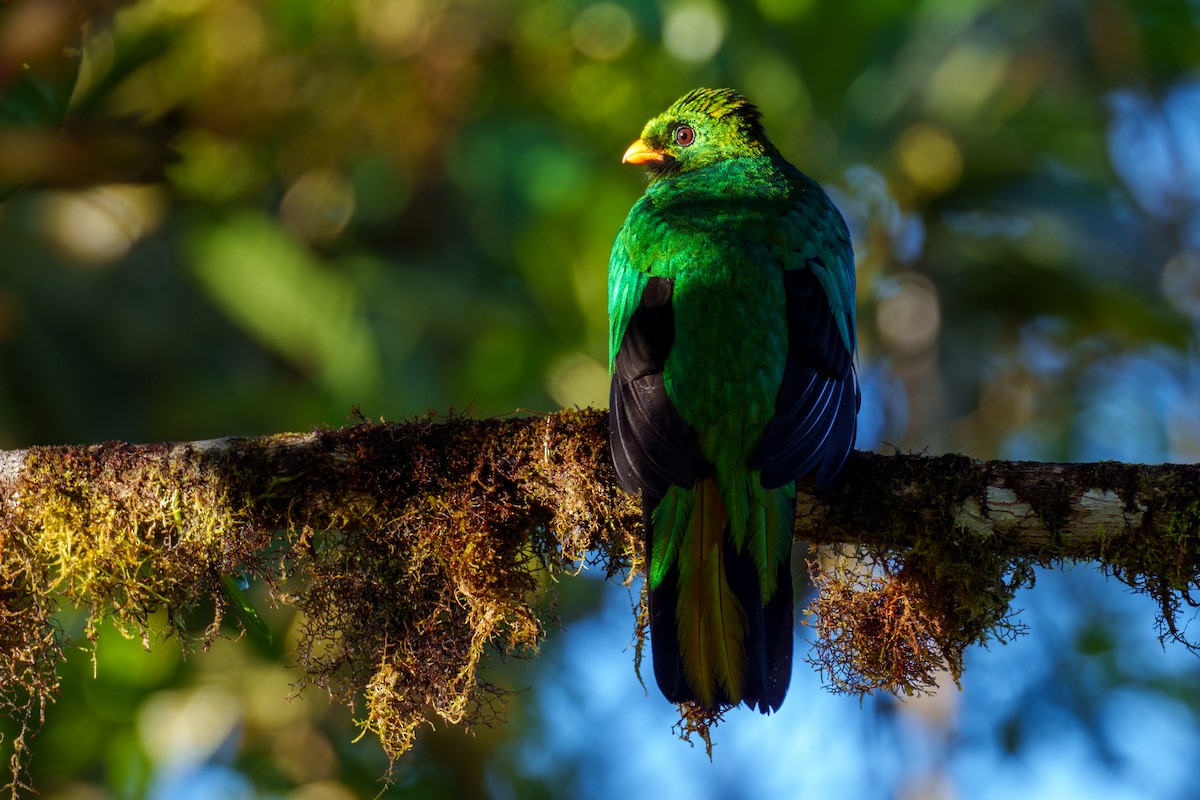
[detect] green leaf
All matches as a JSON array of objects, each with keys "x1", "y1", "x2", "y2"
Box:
[
  {"x1": 0, "y1": 56, "x2": 80, "y2": 200},
  {"x1": 185, "y1": 212, "x2": 382, "y2": 403},
  {"x1": 221, "y1": 575, "x2": 273, "y2": 643},
  {"x1": 0, "y1": 0, "x2": 84, "y2": 198},
  {"x1": 0, "y1": 67, "x2": 68, "y2": 129}
]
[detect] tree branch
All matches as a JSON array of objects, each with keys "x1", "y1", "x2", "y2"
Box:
[
  {"x1": 800, "y1": 449, "x2": 1200, "y2": 558},
  {"x1": 0, "y1": 408, "x2": 1197, "y2": 782},
  {"x1": 5, "y1": 415, "x2": 1196, "y2": 555}
]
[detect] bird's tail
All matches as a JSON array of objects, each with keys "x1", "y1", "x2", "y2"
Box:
[{"x1": 646, "y1": 477, "x2": 794, "y2": 712}]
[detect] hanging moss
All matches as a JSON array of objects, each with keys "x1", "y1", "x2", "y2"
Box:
[
  {"x1": 3, "y1": 413, "x2": 1200, "y2": 790},
  {"x1": 800, "y1": 453, "x2": 1200, "y2": 697},
  {"x1": 795, "y1": 452, "x2": 1027, "y2": 694},
  {"x1": 1087, "y1": 464, "x2": 1200, "y2": 646},
  {"x1": 0, "y1": 410, "x2": 638, "y2": 791}
]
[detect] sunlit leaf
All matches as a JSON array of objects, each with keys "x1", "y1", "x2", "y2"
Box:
[
  {"x1": 220, "y1": 574, "x2": 272, "y2": 643},
  {"x1": 0, "y1": 24, "x2": 80, "y2": 198},
  {"x1": 185, "y1": 212, "x2": 382, "y2": 404}
]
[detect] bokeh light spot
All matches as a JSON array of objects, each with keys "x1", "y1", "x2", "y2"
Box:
[
  {"x1": 897, "y1": 122, "x2": 962, "y2": 194},
  {"x1": 41, "y1": 184, "x2": 165, "y2": 266},
  {"x1": 271, "y1": 726, "x2": 339, "y2": 785},
  {"x1": 876, "y1": 272, "x2": 941, "y2": 357},
  {"x1": 280, "y1": 169, "x2": 356, "y2": 244},
  {"x1": 662, "y1": 2, "x2": 725, "y2": 62},
  {"x1": 926, "y1": 43, "x2": 1007, "y2": 120},
  {"x1": 570, "y1": 3, "x2": 635, "y2": 61},
  {"x1": 137, "y1": 686, "x2": 241, "y2": 768},
  {"x1": 741, "y1": 48, "x2": 810, "y2": 121},
  {"x1": 354, "y1": 0, "x2": 432, "y2": 59}
]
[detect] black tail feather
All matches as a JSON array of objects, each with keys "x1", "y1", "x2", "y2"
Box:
[
  {"x1": 645, "y1": 498, "x2": 793, "y2": 713},
  {"x1": 645, "y1": 502, "x2": 689, "y2": 704},
  {"x1": 725, "y1": 532, "x2": 793, "y2": 713}
]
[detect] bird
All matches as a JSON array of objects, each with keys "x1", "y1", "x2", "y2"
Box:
[{"x1": 608, "y1": 88, "x2": 859, "y2": 713}]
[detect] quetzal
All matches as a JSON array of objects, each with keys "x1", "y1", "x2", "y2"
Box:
[{"x1": 608, "y1": 88, "x2": 859, "y2": 713}]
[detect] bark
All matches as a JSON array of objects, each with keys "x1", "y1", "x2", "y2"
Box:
[{"x1": 2, "y1": 410, "x2": 1196, "y2": 564}]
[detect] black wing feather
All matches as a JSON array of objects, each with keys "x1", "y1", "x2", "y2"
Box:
[
  {"x1": 609, "y1": 276, "x2": 708, "y2": 499},
  {"x1": 752, "y1": 265, "x2": 860, "y2": 490}
]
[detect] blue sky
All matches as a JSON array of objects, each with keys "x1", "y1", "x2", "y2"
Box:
[{"x1": 517, "y1": 563, "x2": 1200, "y2": 800}]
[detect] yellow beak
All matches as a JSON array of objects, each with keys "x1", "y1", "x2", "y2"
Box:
[{"x1": 622, "y1": 138, "x2": 665, "y2": 165}]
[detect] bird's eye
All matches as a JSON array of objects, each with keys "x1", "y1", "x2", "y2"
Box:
[{"x1": 674, "y1": 124, "x2": 695, "y2": 147}]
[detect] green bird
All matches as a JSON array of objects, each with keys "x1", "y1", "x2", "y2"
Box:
[{"x1": 608, "y1": 88, "x2": 859, "y2": 713}]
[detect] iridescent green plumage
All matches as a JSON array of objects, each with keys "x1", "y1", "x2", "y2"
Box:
[{"x1": 609, "y1": 88, "x2": 858, "y2": 712}]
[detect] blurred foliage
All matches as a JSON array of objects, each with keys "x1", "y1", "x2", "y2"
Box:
[{"x1": 3, "y1": 0, "x2": 1200, "y2": 797}]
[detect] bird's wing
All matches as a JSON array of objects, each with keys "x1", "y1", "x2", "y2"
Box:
[
  {"x1": 608, "y1": 211, "x2": 705, "y2": 499},
  {"x1": 751, "y1": 189, "x2": 860, "y2": 490}
]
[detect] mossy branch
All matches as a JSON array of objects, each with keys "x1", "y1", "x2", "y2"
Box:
[{"x1": 0, "y1": 408, "x2": 1198, "y2": 790}]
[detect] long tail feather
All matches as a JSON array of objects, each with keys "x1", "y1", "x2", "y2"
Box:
[
  {"x1": 649, "y1": 487, "x2": 690, "y2": 589},
  {"x1": 646, "y1": 478, "x2": 794, "y2": 712},
  {"x1": 730, "y1": 538, "x2": 793, "y2": 713},
  {"x1": 675, "y1": 477, "x2": 746, "y2": 706},
  {"x1": 744, "y1": 481, "x2": 795, "y2": 603},
  {"x1": 647, "y1": 503, "x2": 690, "y2": 703}
]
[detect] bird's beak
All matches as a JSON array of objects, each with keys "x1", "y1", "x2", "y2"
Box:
[{"x1": 622, "y1": 138, "x2": 665, "y2": 165}]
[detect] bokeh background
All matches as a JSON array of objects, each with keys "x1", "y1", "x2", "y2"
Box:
[{"x1": 3, "y1": 0, "x2": 1200, "y2": 797}]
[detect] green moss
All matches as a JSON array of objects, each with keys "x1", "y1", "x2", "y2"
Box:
[
  {"x1": 1096, "y1": 466, "x2": 1200, "y2": 646},
  {"x1": 0, "y1": 410, "x2": 640, "y2": 788},
  {"x1": 802, "y1": 456, "x2": 1200, "y2": 698},
  {"x1": 4, "y1": 417, "x2": 1199, "y2": 783},
  {"x1": 801, "y1": 452, "x2": 1036, "y2": 696}
]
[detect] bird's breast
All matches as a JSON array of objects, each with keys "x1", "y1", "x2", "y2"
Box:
[{"x1": 660, "y1": 232, "x2": 788, "y2": 460}]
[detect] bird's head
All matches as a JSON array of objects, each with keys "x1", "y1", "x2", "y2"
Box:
[{"x1": 622, "y1": 88, "x2": 773, "y2": 180}]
